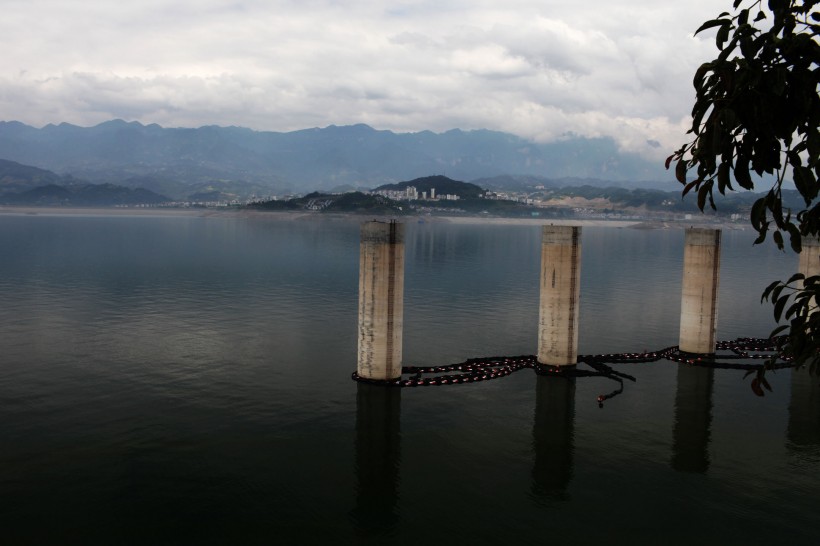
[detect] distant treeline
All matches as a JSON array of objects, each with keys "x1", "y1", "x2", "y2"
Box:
[{"x1": 543, "y1": 185, "x2": 804, "y2": 214}]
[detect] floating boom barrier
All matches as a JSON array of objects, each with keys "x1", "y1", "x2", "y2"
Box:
[{"x1": 351, "y1": 336, "x2": 796, "y2": 406}]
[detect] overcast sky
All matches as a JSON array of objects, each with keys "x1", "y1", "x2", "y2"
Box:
[{"x1": 1, "y1": 0, "x2": 729, "y2": 160}]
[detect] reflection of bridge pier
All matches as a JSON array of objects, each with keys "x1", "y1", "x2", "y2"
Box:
[
  {"x1": 787, "y1": 236, "x2": 820, "y2": 451},
  {"x1": 671, "y1": 365, "x2": 714, "y2": 473},
  {"x1": 351, "y1": 383, "x2": 401, "y2": 535},
  {"x1": 788, "y1": 367, "x2": 820, "y2": 450},
  {"x1": 532, "y1": 375, "x2": 575, "y2": 499}
]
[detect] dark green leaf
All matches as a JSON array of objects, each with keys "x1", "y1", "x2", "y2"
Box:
[
  {"x1": 717, "y1": 161, "x2": 731, "y2": 193},
  {"x1": 787, "y1": 224, "x2": 803, "y2": 253},
  {"x1": 794, "y1": 167, "x2": 818, "y2": 206},
  {"x1": 716, "y1": 24, "x2": 732, "y2": 49},
  {"x1": 771, "y1": 282, "x2": 786, "y2": 303},
  {"x1": 675, "y1": 159, "x2": 688, "y2": 184},
  {"x1": 774, "y1": 292, "x2": 789, "y2": 322},
  {"x1": 697, "y1": 185, "x2": 709, "y2": 211},
  {"x1": 770, "y1": 324, "x2": 788, "y2": 336},
  {"x1": 751, "y1": 197, "x2": 767, "y2": 231},
  {"x1": 785, "y1": 300, "x2": 804, "y2": 320},
  {"x1": 695, "y1": 19, "x2": 731, "y2": 35},
  {"x1": 763, "y1": 279, "x2": 782, "y2": 301},
  {"x1": 734, "y1": 157, "x2": 754, "y2": 189},
  {"x1": 774, "y1": 230, "x2": 784, "y2": 250},
  {"x1": 787, "y1": 273, "x2": 805, "y2": 284},
  {"x1": 773, "y1": 194, "x2": 784, "y2": 226},
  {"x1": 682, "y1": 180, "x2": 698, "y2": 198}
]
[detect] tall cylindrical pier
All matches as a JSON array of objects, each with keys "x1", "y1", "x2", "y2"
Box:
[
  {"x1": 679, "y1": 228, "x2": 721, "y2": 354},
  {"x1": 799, "y1": 235, "x2": 820, "y2": 279},
  {"x1": 358, "y1": 221, "x2": 405, "y2": 380},
  {"x1": 538, "y1": 225, "x2": 582, "y2": 366}
]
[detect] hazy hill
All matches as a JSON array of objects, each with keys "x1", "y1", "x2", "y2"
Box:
[
  {"x1": 0, "y1": 120, "x2": 673, "y2": 198},
  {"x1": 471, "y1": 174, "x2": 674, "y2": 193},
  {"x1": 1, "y1": 182, "x2": 170, "y2": 206},
  {"x1": 0, "y1": 158, "x2": 63, "y2": 193},
  {"x1": 0, "y1": 157, "x2": 171, "y2": 205}
]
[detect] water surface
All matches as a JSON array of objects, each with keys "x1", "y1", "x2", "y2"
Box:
[{"x1": 0, "y1": 213, "x2": 817, "y2": 544}]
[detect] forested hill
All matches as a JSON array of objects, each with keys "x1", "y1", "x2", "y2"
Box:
[
  {"x1": 0, "y1": 159, "x2": 170, "y2": 205},
  {"x1": 374, "y1": 175, "x2": 484, "y2": 198},
  {"x1": 536, "y1": 185, "x2": 805, "y2": 215},
  {"x1": 0, "y1": 158, "x2": 63, "y2": 193}
]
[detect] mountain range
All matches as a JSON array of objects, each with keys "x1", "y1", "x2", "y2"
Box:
[{"x1": 0, "y1": 120, "x2": 676, "y2": 200}]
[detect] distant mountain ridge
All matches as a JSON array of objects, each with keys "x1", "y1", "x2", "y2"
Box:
[{"x1": 0, "y1": 120, "x2": 673, "y2": 198}]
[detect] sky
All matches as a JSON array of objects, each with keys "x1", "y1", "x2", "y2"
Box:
[{"x1": 1, "y1": 0, "x2": 730, "y2": 160}]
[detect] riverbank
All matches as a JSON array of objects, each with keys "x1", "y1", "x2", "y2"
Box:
[
  {"x1": 0, "y1": 206, "x2": 241, "y2": 218},
  {"x1": 0, "y1": 205, "x2": 742, "y2": 230}
]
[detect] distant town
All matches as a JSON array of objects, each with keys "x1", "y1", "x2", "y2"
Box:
[{"x1": 109, "y1": 175, "x2": 771, "y2": 227}]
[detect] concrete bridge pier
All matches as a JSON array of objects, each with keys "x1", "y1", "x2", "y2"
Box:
[
  {"x1": 538, "y1": 225, "x2": 582, "y2": 367},
  {"x1": 357, "y1": 221, "x2": 405, "y2": 381},
  {"x1": 799, "y1": 235, "x2": 820, "y2": 278},
  {"x1": 679, "y1": 228, "x2": 721, "y2": 354},
  {"x1": 798, "y1": 235, "x2": 820, "y2": 313}
]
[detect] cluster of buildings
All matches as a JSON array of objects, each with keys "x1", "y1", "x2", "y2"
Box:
[
  {"x1": 114, "y1": 195, "x2": 279, "y2": 209},
  {"x1": 373, "y1": 186, "x2": 461, "y2": 202},
  {"x1": 482, "y1": 190, "x2": 536, "y2": 204}
]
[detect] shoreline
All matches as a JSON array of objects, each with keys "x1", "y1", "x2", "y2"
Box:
[
  {"x1": 0, "y1": 205, "x2": 739, "y2": 230},
  {"x1": 0, "y1": 205, "x2": 235, "y2": 218}
]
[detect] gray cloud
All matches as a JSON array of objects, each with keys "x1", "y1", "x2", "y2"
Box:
[{"x1": 1, "y1": 0, "x2": 726, "y2": 159}]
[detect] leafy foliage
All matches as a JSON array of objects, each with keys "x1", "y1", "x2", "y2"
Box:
[
  {"x1": 762, "y1": 272, "x2": 820, "y2": 371},
  {"x1": 669, "y1": 0, "x2": 820, "y2": 369}
]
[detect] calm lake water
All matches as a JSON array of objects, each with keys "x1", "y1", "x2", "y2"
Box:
[{"x1": 1, "y1": 212, "x2": 818, "y2": 545}]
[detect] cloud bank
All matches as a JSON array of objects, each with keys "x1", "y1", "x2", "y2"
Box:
[{"x1": 1, "y1": 0, "x2": 725, "y2": 159}]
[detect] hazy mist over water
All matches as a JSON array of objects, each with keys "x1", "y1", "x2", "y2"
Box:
[{"x1": 1, "y1": 213, "x2": 817, "y2": 544}]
